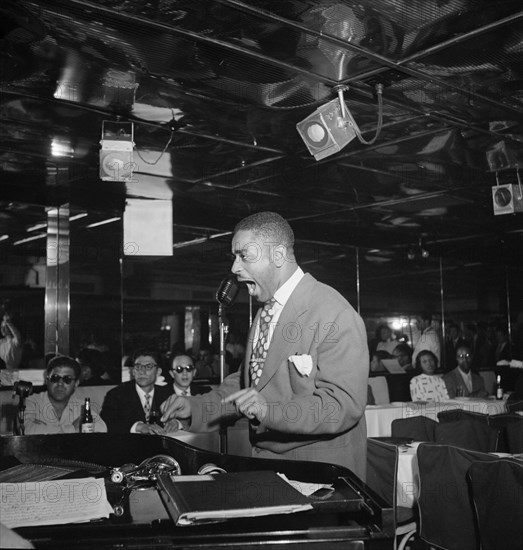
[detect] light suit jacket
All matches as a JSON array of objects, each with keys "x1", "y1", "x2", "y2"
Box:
[{"x1": 188, "y1": 273, "x2": 369, "y2": 480}]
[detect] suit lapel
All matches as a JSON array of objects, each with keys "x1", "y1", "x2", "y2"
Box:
[{"x1": 255, "y1": 274, "x2": 313, "y2": 390}]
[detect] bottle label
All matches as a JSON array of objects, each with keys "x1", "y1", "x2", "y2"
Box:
[
  {"x1": 81, "y1": 423, "x2": 94, "y2": 433},
  {"x1": 496, "y1": 388, "x2": 503, "y2": 400}
]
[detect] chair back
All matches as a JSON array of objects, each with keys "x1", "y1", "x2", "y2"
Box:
[
  {"x1": 368, "y1": 376, "x2": 390, "y2": 404},
  {"x1": 366, "y1": 438, "x2": 398, "y2": 505},
  {"x1": 437, "y1": 409, "x2": 489, "y2": 424},
  {"x1": 391, "y1": 416, "x2": 437, "y2": 442},
  {"x1": 488, "y1": 413, "x2": 523, "y2": 453},
  {"x1": 434, "y1": 416, "x2": 499, "y2": 452},
  {"x1": 467, "y1": 459, "x2": 523, "y2": 550},
  {"x1": 417, "y1": 443, "x2": 498, "y2": 550}
]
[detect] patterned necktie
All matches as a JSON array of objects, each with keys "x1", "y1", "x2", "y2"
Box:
[
  {"x1": 250, "y1": 298, "x2": 277, "y2": 386},
  {"x1": 143, "y1": 393, "x2": 151, "y2": 421},
  {"x1": 181, "y1": 390, "x2": 188, "y2": 396}
]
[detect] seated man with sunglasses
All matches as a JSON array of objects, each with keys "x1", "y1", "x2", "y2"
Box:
[
  {"x1": 167, "y1": 354, "x2": 211, "y2": 432},
  {"x1": 170, "y1": 354, "x2": 212, "y2": 397},
  {"x1": 101, "y1": 348, "x2": 173, "y2": 434},
  {"x1": 24, "y1": 355, "x2": 107, "y2": 434}
]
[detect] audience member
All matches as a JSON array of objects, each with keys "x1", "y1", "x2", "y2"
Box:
[
  {"x1": 194, "y1": 344, "x2": 219, "y2": 379},
  {"x1": 473, "y1": 321, "x2": 493, "y2": 370},
  {"x1": 412, "y1": 312, "x2": 441, "y2": 365},
  {"x1": 24, "y1": 355, "x2": 107, "y2": 434},
  {"x1": 169, "y1": 353, "x2": 212, "y2": 396},
  {"x1": 225, "y1": 331, "x2": 246, "y2": 373},
  {"x1": 443, "y1": 322, "x2": 461, "y2": 371},
  {"x1": 76, "y1": 348, "x2": 106, "y2": 385},
  {"x1": 101, "y1": 348, "x2": 172, "y2": 434},
  {"x1": 409, "y1": 350, "x2": 449, "y2": 401},
  {"x1": 0, "y1": 313, "x2": 22, "y2": 370},
  {"x1": 392, "y1": 342, "x2": 414, "y2": 371},
  {"x1": 443, "y1": 343, "x2": 488, "y2": 398},
  {"x1": 494, "y1": 325, "x2": 511, "y2": 363},
  {"x1": 370, "y1": 350, "x2": 392, "y2": 373},
  {"x1": 374, "y1": 324, "x2": 397, "y2": 355}
]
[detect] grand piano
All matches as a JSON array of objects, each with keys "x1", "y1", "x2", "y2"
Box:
[{"x1": 0, "y1": 434, "x2": 395, "y2": 549}]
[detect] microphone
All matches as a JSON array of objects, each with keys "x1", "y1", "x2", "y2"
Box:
[{"x1": 216, "y1": 276, "x2": 240, "y2": 306}]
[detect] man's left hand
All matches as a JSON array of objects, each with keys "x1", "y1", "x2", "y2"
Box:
[{"x1": 222, "y1": 388, "x2": 267, "y2": 422}]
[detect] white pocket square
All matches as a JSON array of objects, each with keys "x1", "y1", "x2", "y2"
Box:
[{"x1": 289, "y1": 354, "x2": 313, "y2": 377}]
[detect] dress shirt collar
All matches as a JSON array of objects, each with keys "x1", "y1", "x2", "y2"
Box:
[
  {"x1": 458, "y1": 368, "x2": 473, "y2": 392},
  {"x1": 135, "y1": 384, "x2": 154, "y2": 403},
  {"x1": 173, "y1": 384, "x2": 190, "y2": 396},
  {"x1": 272, "y1": 267, "x2": 304, "y2": 307}
]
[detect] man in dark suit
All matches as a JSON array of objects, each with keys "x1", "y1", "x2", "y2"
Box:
[
  {"x1": 101, "y1": 348, "x2": 172, "y2": 434},
  {"x1": 161, "y1": 212, "x2": 369, "y2": 480}
]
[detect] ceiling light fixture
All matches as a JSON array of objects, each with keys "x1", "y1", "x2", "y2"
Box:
[
  {"x1": 296, "y1": 83, "x2": 384, "y2": 161},
  {"x1": 70, "y1": 212, "x2": 88, "y2": 221},
  {"x1": 13, "y1": 234, "x2": 46, "y2": 246},
  {"x1": 85, "y1": 217, "x2": 121, "y2": 229}
]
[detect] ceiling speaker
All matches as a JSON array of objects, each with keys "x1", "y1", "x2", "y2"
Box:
[
  {"x1": 491, "y1": 184, "x2": 523, "y2": 215},
  {"x1": 100, "y1": 149, "x2": 134, "y2": 182},
  {"x1": 100, "y1": 121, "x2": 135, "y2": 182},
  {"x1": 296, "y1": 98, "x2": 357, "y2": 161}
]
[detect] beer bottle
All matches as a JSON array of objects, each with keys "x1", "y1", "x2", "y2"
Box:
[
  {"x1": 495, "y1": 375, "x2": 503, "y2": 400},
  {"x1": 81, "y1": 397, "x2": 94, "y2": 432}
]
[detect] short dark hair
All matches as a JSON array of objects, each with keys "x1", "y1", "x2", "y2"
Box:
[
  {"x1": 415, "y1": 349, "x2": 438, "y2": 371},
  {"x1": 131, "y1": 347, "x2": 160, "y2": 366},
  {"x1": 46, "y1": 355, "x2": 81, "y2": 379},
  {"x1": 456, "y1": 342, "x2": 472, "y2": 355},
  {"x1": 393, "y1": 342, "x2": 413, "y2": 358},
  {"x1": 234, "y1": 212, "x2": 294, "y2": 248}
]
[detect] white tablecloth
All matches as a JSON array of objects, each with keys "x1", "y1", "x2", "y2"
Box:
[
  {"x1": 397, "y1": 443, "x2": 421, "y2": 508},
  {"x1": 365, "y1": 397, "x2": 508, "y2": 437}
]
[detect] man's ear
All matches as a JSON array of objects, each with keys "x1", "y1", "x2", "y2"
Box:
[{"x1": 273, "y1": 244, "x2": 287, "y2": 267}]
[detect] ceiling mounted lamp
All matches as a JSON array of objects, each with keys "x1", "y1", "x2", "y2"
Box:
[
  {"x1": 491, "y1": 170, "x2": 523, "y2": 216},
  {"x1": 296, "y1": 83, "x2": 384, "y2": 161},
  {"x1": 406, "y1": 237, "x2": 429, "y2": 260},
  {"x1": 99, "y1": 121, "x2": 134, "y2": 182}
]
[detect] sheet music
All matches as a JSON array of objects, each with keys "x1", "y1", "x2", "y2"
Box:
[{"x1": 0, "y1": 477, "x2": 113, "y2": 528}]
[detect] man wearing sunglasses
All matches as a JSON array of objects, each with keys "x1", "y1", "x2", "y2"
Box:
[
  {"x1": 170, "y1": 354, "x2": 212, "y2": 397},
  {"x1": 443, "y1": 343, "x2": 488, "y2": 398},
  {"x1": 101, "y1": 348, "x2": 173, "y2": 434},
  {"x1": 24, "y1": 355, "x2": 107, "y2": 434}
]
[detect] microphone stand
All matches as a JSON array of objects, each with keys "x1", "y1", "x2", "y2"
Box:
[{"x1": 218, "y1": 303, "x2": 229, "y2": 454}]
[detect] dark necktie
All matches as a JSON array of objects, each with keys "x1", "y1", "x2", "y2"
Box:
[{"x1": 250, "y1": 298, "x2": 277, "y2": 386}]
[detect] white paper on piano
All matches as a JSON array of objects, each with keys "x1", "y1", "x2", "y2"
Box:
[{"x1": 0, "y1": 477, "x2": 113, "y2": 528}]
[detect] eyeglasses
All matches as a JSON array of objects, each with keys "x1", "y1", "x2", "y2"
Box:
[
  {"x1": 171, "y1": 365, "x2": 195, "y2": 373},
  {"x1": 132, "y1": 363, "x2": 158, "y2": 372},
  {"x1": 457, "y1": 353, "x2": 471, "y2": 358},
  {"x1": 47, "y1": 374, "x2": 76, "y2": 384}
]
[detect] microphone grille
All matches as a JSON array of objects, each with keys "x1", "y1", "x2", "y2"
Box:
[{"x1": 216, "y1": 276, "x2": 239, "y2": 306}]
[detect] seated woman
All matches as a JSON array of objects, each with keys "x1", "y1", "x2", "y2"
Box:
[{"x1": 410, "y1": 350, "x2": 449, "y2": 401}]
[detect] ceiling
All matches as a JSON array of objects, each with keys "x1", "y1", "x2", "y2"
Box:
[{"x1": 1, "y1": 0, "x2": 523, "y2": 309}]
